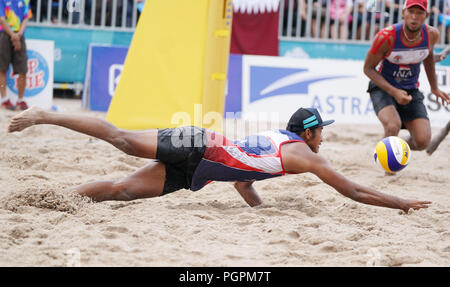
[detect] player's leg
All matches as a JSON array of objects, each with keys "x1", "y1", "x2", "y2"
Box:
[
  {"x1": 403, "y1": 118, "x2": 431, "y2": 150},
  {"x1": 426, "y1": 121, "x2": 450, "y2": 155},
  {"x1": 8, "y1": 107, "x2": 158, "y2": 159},
  {"x1": 368, "y1": 81, "x2": 402, "y2": 137},
  {"x1": 401, "y1": 89, "x2": 431, "y2": 151},
  {"x1": 70, "y1": 161, "x2": 166, "y2": 201},
  {"x1": 376, "y1": 105, "x2": 402, "y2": 137}
]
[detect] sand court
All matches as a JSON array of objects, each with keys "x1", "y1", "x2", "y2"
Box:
[{"x1": 0, "y1": 98, "x2": 449, "y2": 266}]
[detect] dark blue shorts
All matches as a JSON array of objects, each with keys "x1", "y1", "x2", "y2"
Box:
[
  {"x1": 156, "y1": 126, "x2": 207, "y2": 195},
  {"x1": 367, "y1": 81, "x2": 429, "y2": 127}
]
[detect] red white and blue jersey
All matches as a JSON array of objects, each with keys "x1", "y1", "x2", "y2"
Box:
[
  {"x1": 190, "y1": 130, "x2": 304, "y2": 191},
  {"x1": 379, "y1": 23, "x2": 430, "y2": 90}
]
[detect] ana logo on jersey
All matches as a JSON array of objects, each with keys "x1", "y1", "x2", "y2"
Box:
[
  {"x1": 393, "y1": 65, "x2": 413, "y2": 82},
  {"x1": 249, "y1": 66, "x2": 353, "y2": 103}
]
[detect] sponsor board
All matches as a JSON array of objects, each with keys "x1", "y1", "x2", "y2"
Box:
[
  {"x1": 6, "y1": 39, "x2": 54, "y2": 109},
  {"x1": 420, "y1": 66, "x2": 450, "y2": 127},
  {"x1": 233, "y1": 55, "x2": 448, "y2": 127},
  {"x1": 83, "y1": 45, "x2": 128, "y2": 111}
]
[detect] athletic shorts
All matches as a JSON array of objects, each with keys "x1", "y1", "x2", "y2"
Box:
[
  {"x1": 367, "y1": 81, "x2": 429, "y2": 127},
  {"x1": 0, "y1": 32, "x2": 28, "y2": 74},
  {"x1": 156, "y1": 126, "x2": 207, "y2": 195}
]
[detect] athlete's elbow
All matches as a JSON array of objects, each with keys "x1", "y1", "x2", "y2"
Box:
[{"x1": 363, "y1": 66, "x2": 372, "y2": 77}]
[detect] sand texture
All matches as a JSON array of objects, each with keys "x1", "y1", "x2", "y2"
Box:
[{"x1": 0, "y1": 98, "x2": 449, "y2": 266}]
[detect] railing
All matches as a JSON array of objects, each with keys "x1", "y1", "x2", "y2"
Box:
[
  {"x1": 28, "y1": 0, "x2": 448, "y2": 43},
  {"x1": 29, "y1": 0, "x2": 142, "y2": 31},
  {"x1": 279, "y1": 0, "x2": 449, "y2": 45}
]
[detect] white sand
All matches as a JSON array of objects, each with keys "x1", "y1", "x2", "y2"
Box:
[{"x1": 0, "y1": 98, "x2": 449, "y2": 266}]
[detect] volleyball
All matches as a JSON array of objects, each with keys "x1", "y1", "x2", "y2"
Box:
[{"x1": 373, "y1": 136, "x2": 411, "y2": 173}]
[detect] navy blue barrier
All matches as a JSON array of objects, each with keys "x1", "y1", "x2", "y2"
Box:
[{"x1": 83, "y1": 45, "x2": 129, "y2": 111}]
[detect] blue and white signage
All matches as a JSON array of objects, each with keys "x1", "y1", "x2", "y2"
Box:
[
  {"x1": 234, "y1": 55, "x2": 449, "y2": 127},
  {"x1": 6, "y1": 39, "x2": 54, "y2": 109},
  {"x1": 84, "y1": 45, "x2": 128, "y2": 111},
  {"x1": 242, "y1": 55, "x2": 373, "y2": 124}
]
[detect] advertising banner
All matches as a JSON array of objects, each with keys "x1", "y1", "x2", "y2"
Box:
[
  {"x1": 234, "y1": 55, "x2": 449, "y2": 127},
  {"x1": 83, "y1": 45, "x2": 129, "y2": 112},
  {"x1": 6, "y1": 39, "x2": 54, "y2": 110}
]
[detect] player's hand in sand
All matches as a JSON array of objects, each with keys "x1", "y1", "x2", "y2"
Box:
[{"x1": 400, "y1": 200, "x2": 432, "y2": 213}]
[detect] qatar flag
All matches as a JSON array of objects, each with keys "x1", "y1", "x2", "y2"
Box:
[{"x1": 231, "y1": 0, "x2": 280, "y2": 56}]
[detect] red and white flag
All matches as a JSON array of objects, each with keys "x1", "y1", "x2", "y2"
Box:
[{"x1": 231, "y1": 0, "x2": 280, "y2": 56}]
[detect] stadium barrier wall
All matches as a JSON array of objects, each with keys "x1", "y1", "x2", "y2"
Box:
[{"x1": 83, "y1": 47, "x2": 449, "y2": 127}]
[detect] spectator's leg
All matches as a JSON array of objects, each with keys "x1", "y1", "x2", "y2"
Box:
[
  {"x1": 330, "y1": 23, "x2": 335, "y2": 39},
  {"x1": 320, "y1": 21, "x2": 326, "y2": 38},
  {"x1": 0, "y1": 70, "x2": 6, "y2": 100},
  {"x1": 339, "y1": 21, "x2": 348, "y2": 40},
  {"x1": 312, "y1": 18, "x2": 317, "y2": 37},
  {"x1": 17, "y1": 74, "x2": 26, "y2": 101}
]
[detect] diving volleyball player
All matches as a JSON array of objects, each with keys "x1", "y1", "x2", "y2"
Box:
[{"x1": 8, "y1": 106, "x2": 431, "y2": 213}]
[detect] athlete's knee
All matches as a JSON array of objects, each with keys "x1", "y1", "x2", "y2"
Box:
[
  {"x1": 111, "y1": 180, "x2": 138, "y2": 201},
  {"x1": 383, "y1": 121, "x2": 401, "y2": 136},
  {"x1": 413, "y1": 135, "x2": 431, "y2": 150}
]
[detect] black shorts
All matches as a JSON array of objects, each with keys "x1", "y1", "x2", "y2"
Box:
[
  {"x1": 367, "y1": 81, "x2": 429, "y2": 127},
  {"x1": 156, "y1": 126, "x2": 207, "y2": 195},
  {"x1": 0, "y1": 32, "x2": 28, "y2": 74}
]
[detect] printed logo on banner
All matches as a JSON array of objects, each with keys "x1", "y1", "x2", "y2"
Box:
[
  {"x1": 249, "y1": 66, "x2": 352, "y2": 103},
  {"x1": 109, "y1": 64, "x2": 123, "y2": 97},
  {"x1": 6, "y1": 50, "x2": 49, "y2": 97},
  {"x1": 89, "y1": 45, "x2": 128, "y2": 111},
  {"x1": 426, "y1": 66, "x2": 450, "y2": 117}
]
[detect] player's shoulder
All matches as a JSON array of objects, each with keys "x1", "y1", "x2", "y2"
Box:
[
  {"x1": 379, "y1": 25, "x2": 396, "y2": 37},
  {"x1": 384, "y1": 25, "x2": 395, "y2": 32},
  {"x1": 425, "y1": 24, "x2": 440, "y2": 40},
  {"x1": 369, "y1": 25, "x2": 395, "y2": 55},
  {"x1": 372, "y1": 25, "x2": 396, "y2": 43}
]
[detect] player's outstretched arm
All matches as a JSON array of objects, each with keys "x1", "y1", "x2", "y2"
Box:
[
  {"x1": 304, "y1": 153, "x2": 431, "y2": 212},
  {"x1": 234, "y1": 180, "x2": 262, "y2": 207}
]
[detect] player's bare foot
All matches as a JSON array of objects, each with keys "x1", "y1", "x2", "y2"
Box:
[{"x1": 8, "y1": 106, "x2": 45, "y2": 133}]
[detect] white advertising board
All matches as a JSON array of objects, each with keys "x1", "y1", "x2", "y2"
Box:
[
  {"x1": 241, "y1": 55, "x2": 449, "y2": 127},
  {"x1": 6, "y1": 39, "x2": 54, "y2": 110}
]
